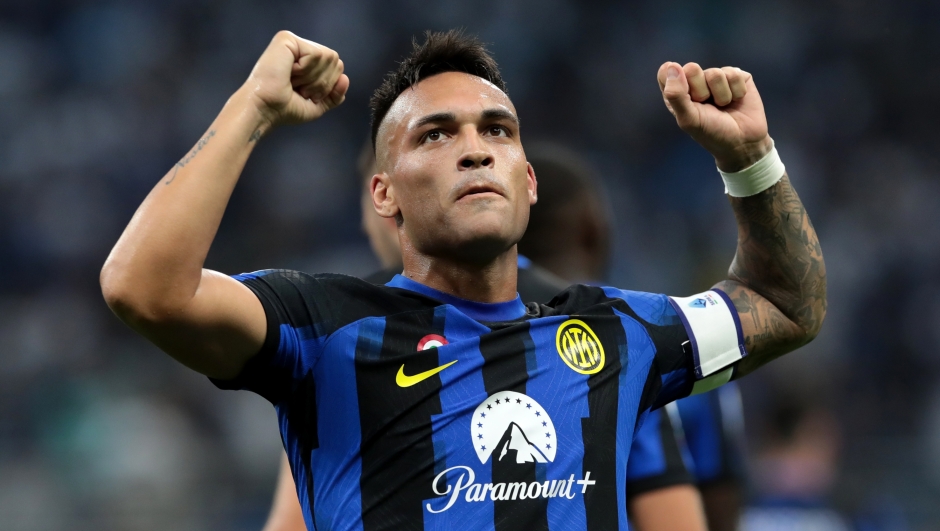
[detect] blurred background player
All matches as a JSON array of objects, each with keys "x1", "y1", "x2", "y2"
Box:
[
  {"x1": 676, "y1": 382, "x2": 749, "y2": 531},
  {"x1": 263, "y1": 142, "x2": 715, "y2": 531},
  {"x1": 739, "y1": 396, "x2": 848, "y2": 531}
]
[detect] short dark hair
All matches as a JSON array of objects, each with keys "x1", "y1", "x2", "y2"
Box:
[{"x1": 370, "y1": 29, "x2": 507, "y2": 150}]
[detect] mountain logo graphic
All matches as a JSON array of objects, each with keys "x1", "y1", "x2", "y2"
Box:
[{"x1": 471, "y1": 391, "x2": 557, "y2": 464}]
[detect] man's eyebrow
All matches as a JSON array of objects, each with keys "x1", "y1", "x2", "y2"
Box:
[
  {"x1": 411, "y1": 109, "x2": 520, "y2": 130},
  {"x1": 412, "y1": 112, "x2": 457, "y2": 130},
  {"x1": 481, "y1": 108, "x2": 519, "y2": 126}
]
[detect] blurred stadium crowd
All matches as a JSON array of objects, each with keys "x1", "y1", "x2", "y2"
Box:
[{"x1": 0, "y1": 0, "x2": 938, "y2": 529}]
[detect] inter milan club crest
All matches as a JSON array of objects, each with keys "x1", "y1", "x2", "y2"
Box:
[
  {"x1": 555, "y1": 319, "x2": 605, "y2": 374},
  {"x1": 471, "y1": 390, "x2": 557, "y2": 464}
]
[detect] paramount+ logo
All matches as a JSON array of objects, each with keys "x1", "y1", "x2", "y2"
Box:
[
  {"x1": 555, "y1": 319, "x2": 605, "y2": 375},
  {"x1": 424, "y1": 391, "x2": 596, "y2": 514}
]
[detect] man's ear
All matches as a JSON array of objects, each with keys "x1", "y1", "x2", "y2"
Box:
[
  {"x1": 527, "y1": 162, "x2": 538, "y2": 206},
  {"x1": 372, "y1": 173, "x2": 400, "y2": 219}
]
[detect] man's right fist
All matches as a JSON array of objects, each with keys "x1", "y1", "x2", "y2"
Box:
[{"x1": 242, "y1": 31, "x2": 349, "y2": 129}]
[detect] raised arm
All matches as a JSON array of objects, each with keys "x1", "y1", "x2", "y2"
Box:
[
  {"x1": 657, "y1": 62, "x2": 826, "y2": 377},
  {"x1": 100, "y1": 32, "x2": 348, "y2": 379}
]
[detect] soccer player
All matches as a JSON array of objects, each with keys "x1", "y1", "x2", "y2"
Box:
[
  {"x1": 100, "y1": 29, "x2": 826, "y2": 531},
  {"x1": 262, "y1": 144, "x2": 706, "y2": 531},
  {"x1": 262, "y1": 142, "x2": 568, "y2": 531}
]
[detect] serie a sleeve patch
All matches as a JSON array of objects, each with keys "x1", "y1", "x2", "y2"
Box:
[{"x1": 668, "y1": 289, "x2": 746, "y2": 382}]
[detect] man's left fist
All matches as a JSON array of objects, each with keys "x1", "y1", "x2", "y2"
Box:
[{"x1": 657, "y1": 62, "x2": 772, "y2": 172}]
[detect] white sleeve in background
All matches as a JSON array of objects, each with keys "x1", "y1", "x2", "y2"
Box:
[{"x1": 669, "y1": 290, "x2": 747, "y2": 394}]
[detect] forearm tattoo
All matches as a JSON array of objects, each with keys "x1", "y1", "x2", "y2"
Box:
[
  {"x1": 164, "y1": 130, "x2": 217, "y2": 185},
  {"x1": 713, "y1": 175, "x2": 827, "y2": 374}
]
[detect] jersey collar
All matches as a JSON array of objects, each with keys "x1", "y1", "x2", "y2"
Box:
[{"x1": 386, "y1": 275, "x2": 526, "y2": 322}]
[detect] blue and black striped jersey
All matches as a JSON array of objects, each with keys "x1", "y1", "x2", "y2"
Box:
[
  {"x1": 212, "y1": 270, "x2": 744, "y2": 531},
  {"x1": 370, "y1": 262, "x2": 701, "y2": 505}
]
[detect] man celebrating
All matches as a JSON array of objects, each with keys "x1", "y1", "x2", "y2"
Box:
[
  {"x1": 101, "y1": 30, "x2": 826, "y2": 531},
  {"x1": 262, "y1": 144, "x2": 709, "y2": 531}
]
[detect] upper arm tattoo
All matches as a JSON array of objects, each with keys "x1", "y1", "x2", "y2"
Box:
[{"x1": 714, "y1": 174, "x2": 827, "y2": 375}]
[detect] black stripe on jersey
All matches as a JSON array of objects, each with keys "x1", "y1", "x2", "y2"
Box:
[
  {"x1": 357, "y1": 309, "x2": 446, "y2": 531},
  {"x1": 574, "y1": 304, "x2": 626, "y2": 531},
  {"x1": 479, "y1": 321, "x2": 549, "y2": 531},
  {"x1": 285, "y1": 372, "x2": 320, "y2": 529}
]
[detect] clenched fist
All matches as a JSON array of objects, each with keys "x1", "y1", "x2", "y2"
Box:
[
  {"x1": 657, "y1": 62, "x2": 772, "y2": 172},
  {"x1": 242, "y1": 31, "x2": 349, "y2": 129}
]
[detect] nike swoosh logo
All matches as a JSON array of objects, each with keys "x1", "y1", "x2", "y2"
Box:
[{"x1": 396, "y1": 360, "x2": 458, "y2": 388}]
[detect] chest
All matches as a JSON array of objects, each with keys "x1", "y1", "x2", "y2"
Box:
[{"x1": 314, "y1": 308, "x2": 656, "y2": 437}]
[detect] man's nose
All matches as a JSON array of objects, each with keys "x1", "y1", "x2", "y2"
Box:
[{"x1": 457, "y1": 130, "x2": 494, "y2": 170}]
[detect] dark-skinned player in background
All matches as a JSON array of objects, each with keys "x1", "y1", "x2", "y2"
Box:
[
  {"x1": 101, "y1": 30, "x2": 825, "y2": 530},
  {"x1": 260, "y1": 143, "x2": 710, "y2": 531}
]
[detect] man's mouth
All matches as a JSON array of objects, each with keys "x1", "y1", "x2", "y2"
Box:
[{"x1": 455, "y1": 181, "x2": 505, "y2": 201}]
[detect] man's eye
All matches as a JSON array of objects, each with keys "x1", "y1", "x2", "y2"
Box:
[
  {"x1": 487, "y1": 125, "x2": 509, "y2": 137},
  {"x1": 424, "y1": 131, "x2": 444, "y2": 143}
]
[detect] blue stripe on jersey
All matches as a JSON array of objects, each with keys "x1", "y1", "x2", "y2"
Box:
[
  {"x1": 525, "y1": 314, "x2": 591, "y2": 530},
  {"x1": 612, "y1": 307, "x2": 659, "y2": 530},
  {"x1": 425, "y1": 307, "x2": 495, "y2": 530},
  {"x1": 303, "y1": 318, "x2": 380, "y2": 531},
  {"x1": 276, "y1": 323, "x2": 331, "y2": 372}
]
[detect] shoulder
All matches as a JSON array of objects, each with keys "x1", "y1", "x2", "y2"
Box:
[
  {"x1": 233, "y1": 269, "x2": 438, "y2": 330},
  {"x1": 234, "y1": 269, "x2": 378, "y2": 302},
  {"x1": 545, "y1": 284, "x2": 679, "y2": 326}
]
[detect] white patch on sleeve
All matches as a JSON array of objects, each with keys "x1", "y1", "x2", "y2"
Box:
[{"x1": 669, "y1": 290, "x2": 746, "y2": 379}]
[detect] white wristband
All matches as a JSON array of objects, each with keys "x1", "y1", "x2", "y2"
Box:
[{"x1": 719, "y1": 141, "x2": 785, "y2": 197}]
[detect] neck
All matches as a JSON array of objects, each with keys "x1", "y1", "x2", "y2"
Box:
[{"x1": 400, "y1": 242, "x2": 519, "y2": 303}]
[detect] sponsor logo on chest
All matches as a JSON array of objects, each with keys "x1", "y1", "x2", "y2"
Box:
[{"x1": 427, "y1": 390, "x2": 596, "y2": 513}]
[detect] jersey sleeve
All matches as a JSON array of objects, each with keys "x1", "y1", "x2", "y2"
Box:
[
  {"x1": 626, "y1": 405, "x2": 695, "y2": 499},
  {"x1": 208, "y1": 269, "x2": 334, "y2": 404},
  {"x1": 667, "y1": 290, "x2": 747, "y2": 396},
  {"x1": 600, "y1": 286, "x2": 746, "y2": 410}
]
